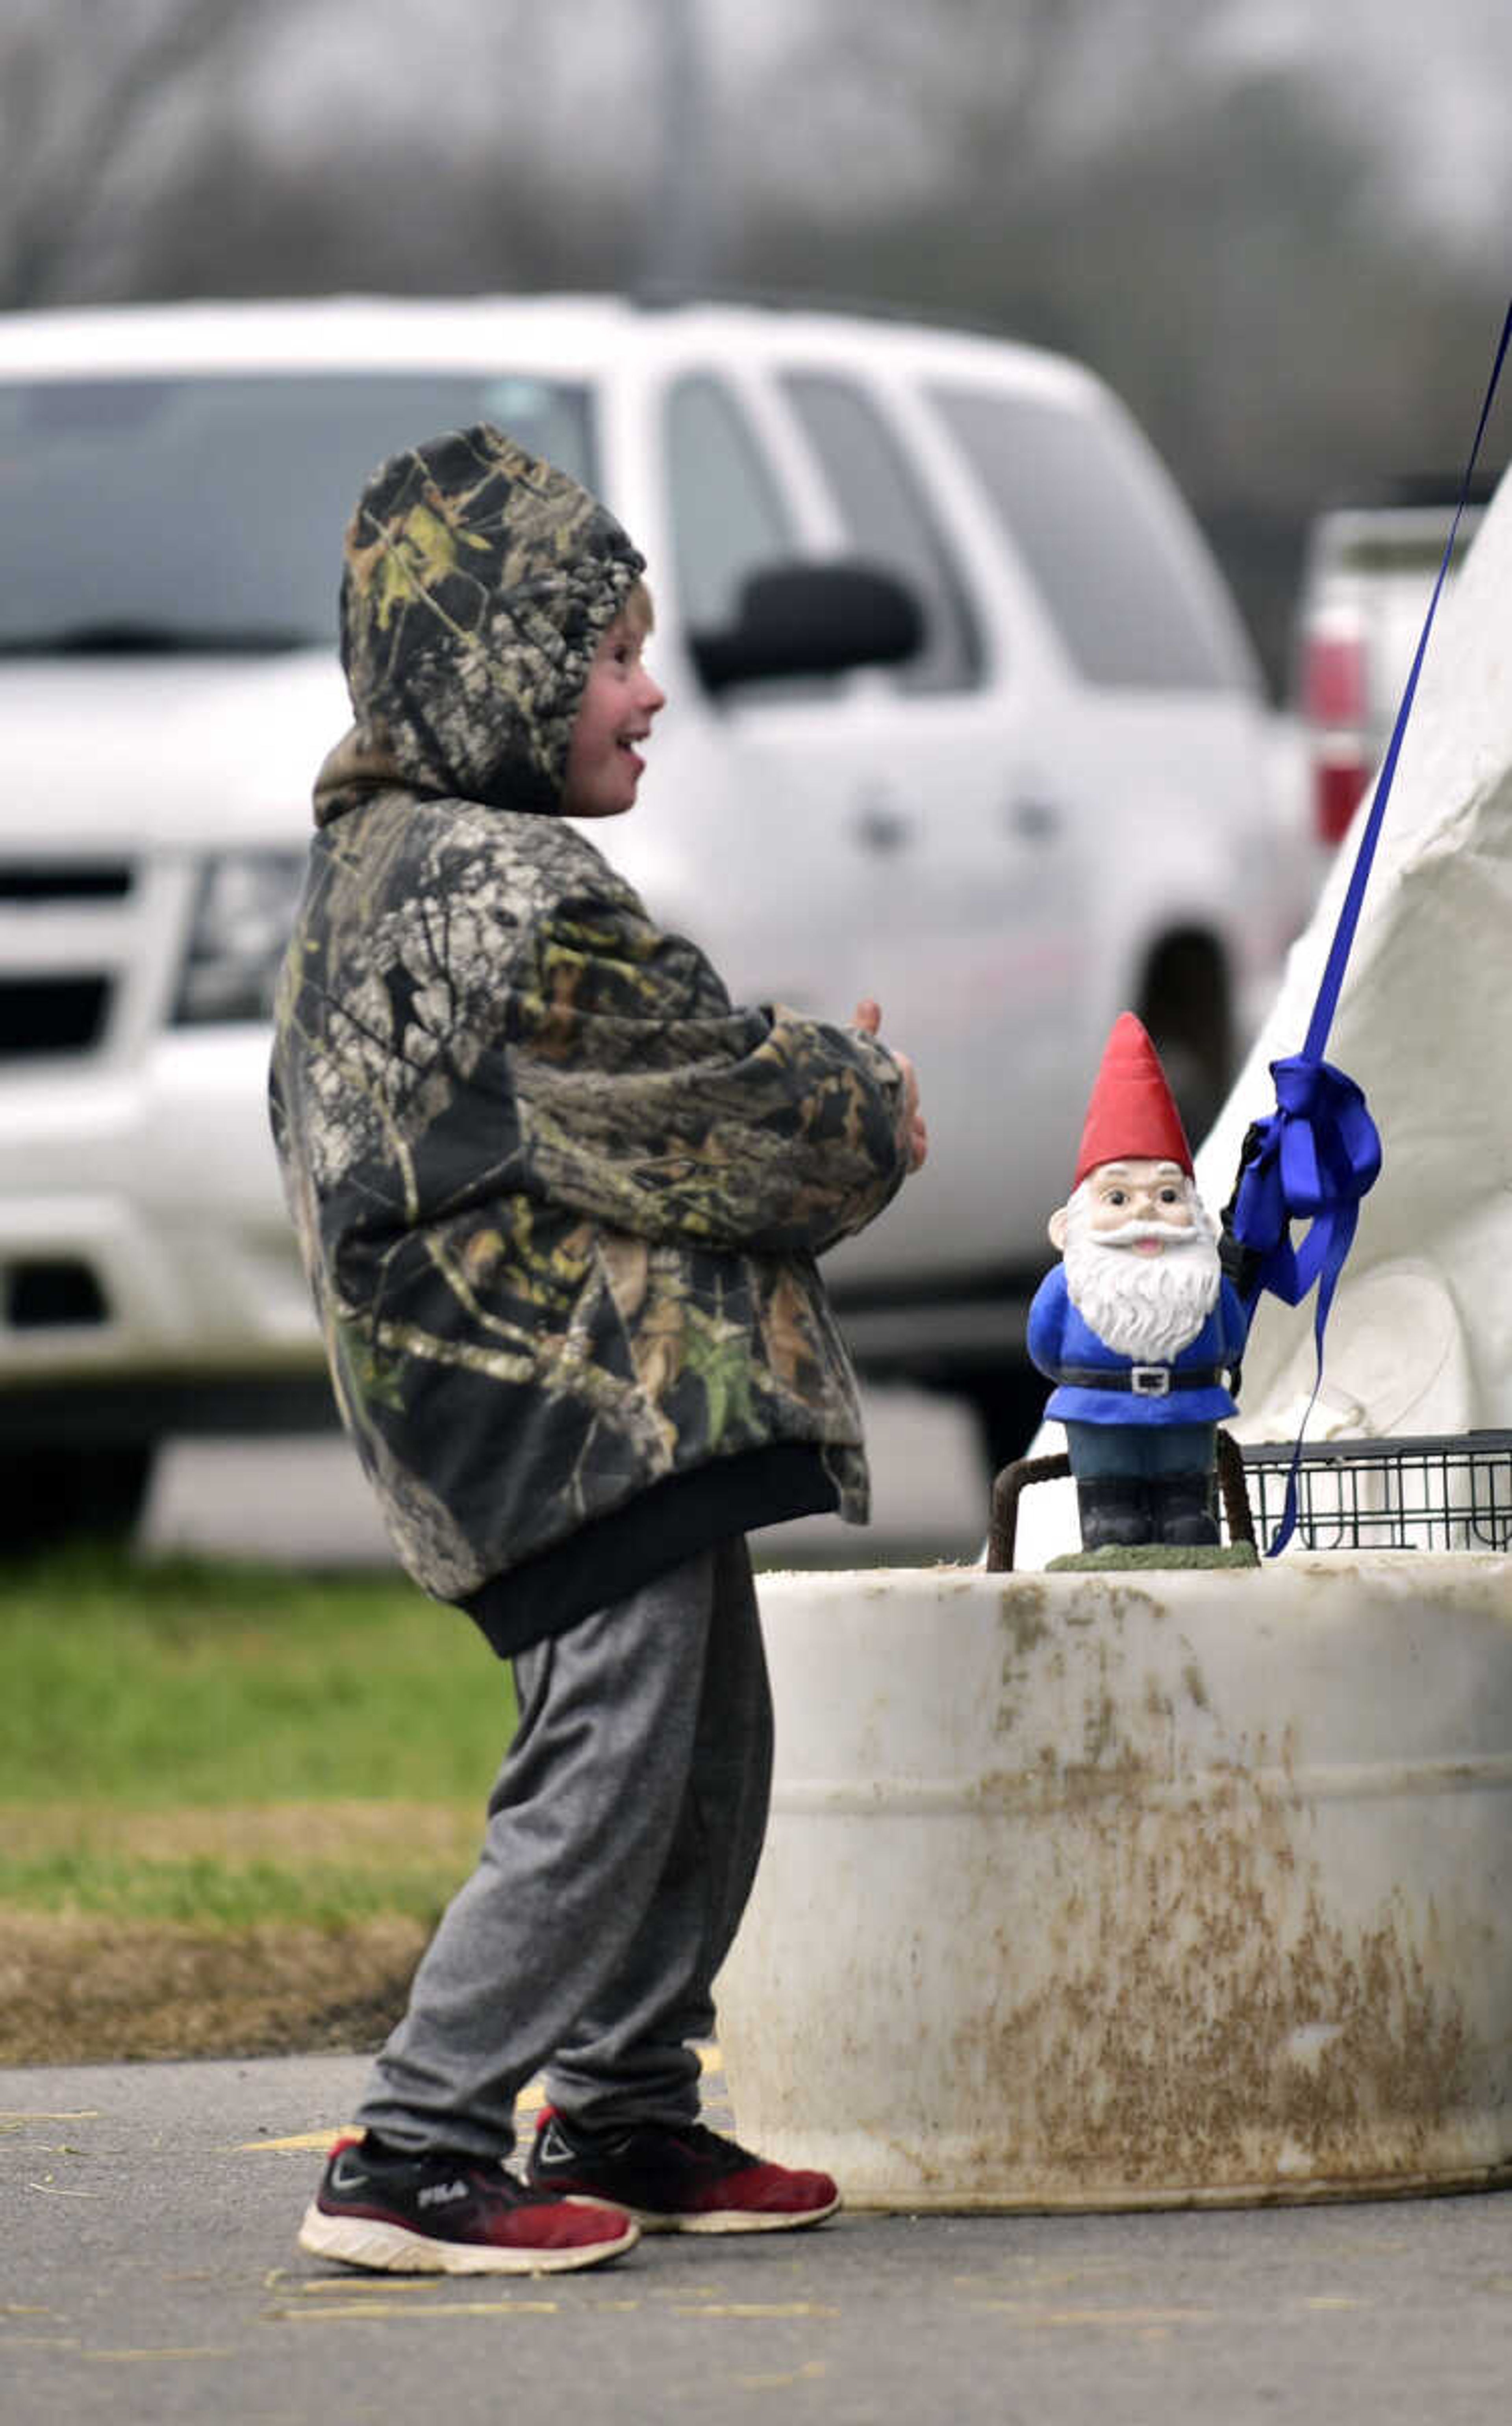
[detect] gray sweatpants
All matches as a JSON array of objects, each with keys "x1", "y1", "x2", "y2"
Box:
[{"x1": 354, "y1": 1538, "x2": 773, "y2": 2162}]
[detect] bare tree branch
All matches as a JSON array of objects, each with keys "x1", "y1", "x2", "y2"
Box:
[{"x1": 0, "y1": 0, "x2": 270, "y2": 306}]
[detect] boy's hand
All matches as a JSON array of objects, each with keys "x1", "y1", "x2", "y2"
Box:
[{"x1": 852, "y1": 998, "x2": 928, "y2": 1174}]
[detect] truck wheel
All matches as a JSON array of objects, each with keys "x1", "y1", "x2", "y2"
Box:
[
  {"x1": 1, "y1": 1443, "x2": 156, "y2": 1557},
  {"x1": 1140, "y1": 935, "x2": 1234, "y2": 1150},
  {"x1": 951, "y1": 1367, "x2": 1050, "y2": 1482}
]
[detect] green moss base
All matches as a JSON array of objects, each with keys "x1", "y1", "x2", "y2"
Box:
[{"x1": 1046, "y1": 1541, "x2": 1261, "y2": 1573}]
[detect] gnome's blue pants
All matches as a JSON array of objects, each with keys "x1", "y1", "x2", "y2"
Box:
[{"x1": 1064, "y1": 1420, "x2": 1216, "y2": 1480}]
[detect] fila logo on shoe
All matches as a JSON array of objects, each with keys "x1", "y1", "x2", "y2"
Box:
[
  {"x1": 537, "y1": 2121, "x2": 576, "y2": 2168},
  {"x1": 330, "y1": 2149, "x2": 371, "y2": 2194},
  {"x1": 417, "y1": 2178, "x2": 472, "y2": 2208}
]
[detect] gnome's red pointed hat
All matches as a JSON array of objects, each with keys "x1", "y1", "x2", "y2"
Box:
[{"x1": 1071, "y1": 1013, "x2": 1193, "y2": 1190}]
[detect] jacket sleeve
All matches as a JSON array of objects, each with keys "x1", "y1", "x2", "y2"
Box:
[
  {"x1": 504, "y1": 1011, "x2": 908, "y2": 1255},
  {"x1": 448, "y1": 898, "x2": 911, "y2": 1257}
]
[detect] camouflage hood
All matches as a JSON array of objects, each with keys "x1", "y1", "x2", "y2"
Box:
[
  {"x1": 271, "y1": 426, "x2": 911, "y2": 1625},
  {"x1": 313, "y1": 423, "x2": 645, "y2": 825}
]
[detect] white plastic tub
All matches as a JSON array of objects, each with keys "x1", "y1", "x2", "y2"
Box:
[{"x1": 718, "y1": 1557, "x2": 1512, "y2": 2209}]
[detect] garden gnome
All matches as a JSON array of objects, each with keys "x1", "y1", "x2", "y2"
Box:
[{"x1": 1027, "y1": 1013, "x2": 1250, "y2": 1551}]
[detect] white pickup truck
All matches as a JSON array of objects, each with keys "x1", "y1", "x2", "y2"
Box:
[
  {"x1": 0, "y1": 294, "x2": 1312, "y2": 1547},
  {"x1": 1288, "y1": 479, "x2": 1491, "y2": 853}
]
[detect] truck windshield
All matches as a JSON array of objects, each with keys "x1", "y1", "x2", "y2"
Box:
[{"x1": 0, "y1": 372, "x2": 596, "y2": 652}]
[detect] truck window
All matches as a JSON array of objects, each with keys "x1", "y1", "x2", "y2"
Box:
[
  {"x1": 928, "y1": 382, "x2": 1247, "y2": 691},
  {"x1": 663, "y1": 375, "x2": 797, "y2": 636},
  {"x1": 780, "y1": 369, "x2": 982, "y2": 694},
  {"x1": 0, "y1": 373, "x2": 595, "y2": 653}
]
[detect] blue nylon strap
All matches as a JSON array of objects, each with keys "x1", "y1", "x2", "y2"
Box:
[{"x1": 1232, "y1": 297, "x2": 1511, "y2": 1554}]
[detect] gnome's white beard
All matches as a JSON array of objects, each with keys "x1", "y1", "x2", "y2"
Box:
[{"x1": 1061, "y1": 1187, "x2": 1222, "y2": 1364}]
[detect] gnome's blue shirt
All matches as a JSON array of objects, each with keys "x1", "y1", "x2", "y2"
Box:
[{"x1": 1027, "y1": 1267, "x2": 1249, "y2": 1427}]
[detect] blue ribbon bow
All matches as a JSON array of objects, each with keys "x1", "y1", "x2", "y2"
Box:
[
  {"x1": 1232, "y1": 1055, "x2": 1382, "y2": 1313},
  {"x1": 1230, "y1": 1074, "x2": 1387, "y2": 1558},
  {"x1": 1230, "y1": 1057, "x2": 1383, "y2": 1549},
  {"x1": 1230, "y1": 297, "x2": 1510, "y2": 1553}
]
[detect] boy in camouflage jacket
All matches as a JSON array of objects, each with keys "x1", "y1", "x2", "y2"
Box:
[{"x1": 271, "y1": 425, "x2": 925, "y2": 2274}]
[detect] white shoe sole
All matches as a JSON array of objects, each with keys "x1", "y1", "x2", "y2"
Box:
[
  {"x1": 616, "y1": 2193, "x2": 842, "y2": 2235},
  {"x1": 298, "y1": 2201, "x2": 640, "y2": 2275}
]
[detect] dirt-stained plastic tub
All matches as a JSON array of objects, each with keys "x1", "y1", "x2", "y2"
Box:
[{"x1": 716, "y1": 1556, "x2": 1512, "y2": 2209}]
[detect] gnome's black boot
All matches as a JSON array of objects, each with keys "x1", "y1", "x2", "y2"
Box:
[
  {"x1": 1153, "y1": 1471, "x2": 1220, "y2": 1547},
  {"x1": 1075, "y1": 1475, "x2": 1151, "y2": 1551}
]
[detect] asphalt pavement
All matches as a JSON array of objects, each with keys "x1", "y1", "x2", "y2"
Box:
[{"x1": 4, "y1": 2052, "x2": 1511, "y2": 2426}]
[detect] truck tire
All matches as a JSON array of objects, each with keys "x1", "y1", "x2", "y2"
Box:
[
  {"x1": 1140, "y1": 934, "x2": 1234, "y2": 1151},
  {"x1": 951, "y1": 1365, "x2": 1050, "y2": 1482},
  {"x1": 1, "y1": 1443, "x2": 156, "y2": 1558}
]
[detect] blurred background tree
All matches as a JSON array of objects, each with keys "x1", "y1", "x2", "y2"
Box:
[{"x1": 0, "y1": 0, "x2": 1505, "y2": 689}]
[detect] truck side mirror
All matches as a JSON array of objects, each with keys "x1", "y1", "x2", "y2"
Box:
[{"x1": 688, "y1": 560, "x2": 924, "y2": 694}]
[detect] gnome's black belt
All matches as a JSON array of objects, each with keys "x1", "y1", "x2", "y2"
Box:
[{"x1": 1055, "y1": 1364, "x2": 1226, "y2": 1397}]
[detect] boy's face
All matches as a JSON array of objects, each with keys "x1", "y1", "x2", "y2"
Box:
[{"x1": 560, "y1": 614, "x2": 666, "y2": 819}]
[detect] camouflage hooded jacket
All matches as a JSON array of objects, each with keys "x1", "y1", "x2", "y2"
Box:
[{"x1": 268, "y1": 425, "x2": 910, "y2": 1644}]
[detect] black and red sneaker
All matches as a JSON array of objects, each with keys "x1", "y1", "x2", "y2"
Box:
[
  {"x1": 299, "y1": 2131, "x2": 639, "y2": 2275},
  {"x1": 526, "y1": 2108, "x2": 841, "y2": 2234}
]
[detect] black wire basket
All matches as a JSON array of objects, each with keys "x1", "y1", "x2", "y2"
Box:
[{"x1": 1237, "y1": 1430, "x2": 1512, "y2": 1554}]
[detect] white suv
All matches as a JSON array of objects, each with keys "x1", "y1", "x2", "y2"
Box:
[{"x1": 0, "y1": 295, "x2": 1310, "y2": 1545}]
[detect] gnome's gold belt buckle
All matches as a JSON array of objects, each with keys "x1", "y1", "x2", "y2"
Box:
[{"x1": 1129, "y1": 1365, "x2": 1172, "y2": 1397}]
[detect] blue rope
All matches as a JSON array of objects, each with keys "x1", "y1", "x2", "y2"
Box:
[{"x1": 1231, "y1": 299, "x2": 1512, "y2": 1554}]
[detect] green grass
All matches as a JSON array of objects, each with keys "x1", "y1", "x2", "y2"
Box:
[
  {"x1": 0, "y1": 1548, "x2": 518, "y2": 1935},
  {"x1": 0, "y1": 1545, "x2": 515, "y2": 1809},
  {"x1": 0, "y1": 1846, "x2": 460, "y2": 1929},
  {"x1": 0, "y1": 1541, "x2": 945, "y2": 1944}
]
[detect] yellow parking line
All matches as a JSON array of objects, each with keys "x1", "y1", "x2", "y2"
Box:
[
  {"x1": 267, "y1": 2301, "x2": 561, "y2": 2324},
  {"x1": 671, "y1": 2303, "x2": 839, "y2": 2320},
  {"x1": 240, "y1": 2127, "x2": 356, "y2": 2154},
  {"x1": 85, "y1": 2347, "x2": 237, "y2": 2363},
  {"x1": 0, "y1": 2110, "x2": 99, "y2": 2123}
]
